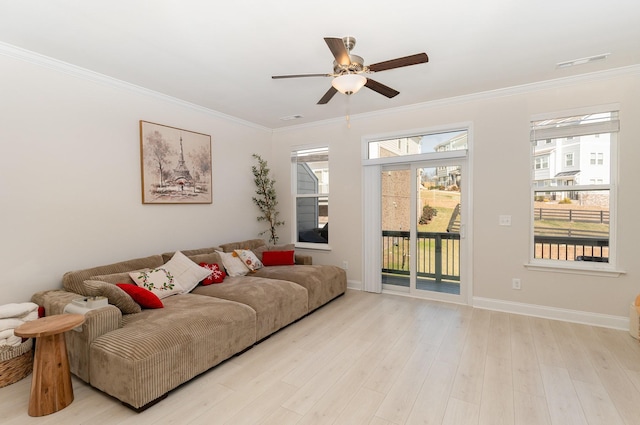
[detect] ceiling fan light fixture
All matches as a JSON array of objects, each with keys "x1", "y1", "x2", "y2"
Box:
[{"x1": 331, "y1": 74, "x2": 367, "y2": 95}]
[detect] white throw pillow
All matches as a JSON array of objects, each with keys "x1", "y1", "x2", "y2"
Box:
[
  {"x1": 163, "y1": 251, "x2": 213, "y2": 293},
  {"x1": 129, "y1": 268, "x2": 184, "y2": 299},
  {"x1": 216, "y1": 250, "x2": 250, "y2": 277},
  {"x1": 234, "y1": 249, "x2": 263, "y2": 271}
]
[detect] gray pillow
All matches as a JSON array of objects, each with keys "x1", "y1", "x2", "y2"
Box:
[{"x1": 83, "y1": 280, "x2": 142, "y2": 314}]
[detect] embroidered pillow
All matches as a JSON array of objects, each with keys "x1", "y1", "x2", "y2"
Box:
[
  {"x1": 234, "y1": 249, "x2": 263, "y2": 271},
  {"x1": 262, "y1": 250, "x2": 295, "y2": 266},
  {"x1": 216, "y1": 250, "x2": 250, "y2": 277},
  {"x1": 129, "y1": 268, "x2": 184, "y2": 299},
  {"x1": 199, "y1": 263, "x2": 226, "y2": 285},
  {"x1": 116, "y1": 283, "x2": 163, "y2": 309},
  {"x1": 163, "y1": 251, "x2": 212, "y2": 293}
]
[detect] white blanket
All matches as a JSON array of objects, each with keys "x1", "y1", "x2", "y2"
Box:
[
  {"x1": 0, "y1": 318, "x2": 24, "y2": 332},
  {"x1": 0, "y1": 335, "x2": 22, "y2": 347},
  {"x1": 0, "y1": 302, "x2": 38, "y2": 319},
  {"x1": 0, "y1": 329, "x2": 14, "y2": 340}
]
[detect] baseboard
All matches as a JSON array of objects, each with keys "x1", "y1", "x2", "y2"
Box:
[
  {"x1": 347, "y1": 280, "x2": 363, "y2": 291},
  {"x1": 473, "y1": 296, "x2": 628, "y2": 330}
]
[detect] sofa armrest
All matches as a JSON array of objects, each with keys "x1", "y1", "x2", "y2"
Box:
[
  {"x1": 295, "y1": 254, "x2": 312, "y2": 265},
  {"x1": 31, "y1": 289, "x2": 122, "y2": 383}
]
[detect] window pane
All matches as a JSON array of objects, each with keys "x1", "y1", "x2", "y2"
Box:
[
  {"x1": 533, "y1": 189, "x2": 609, "y2": 261},
  {"x1": 368, "y1": 130, "x2": 467, "y2": 159},
  {"x1": 294, "y1": 148, "x2": 329, "y2": 195},
  {"x1": 296, "y1": 196, "x2": 328, "y2": 243}
]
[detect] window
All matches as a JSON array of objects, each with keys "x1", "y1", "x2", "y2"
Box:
[
  {"x1": 565, "y1": 153, "x2": 574, "y2": 167},
  {"x1": 368, "y1": 130, "x2": 467, "y2": 159},
  {"x1": 292, "y1": 147, "x2": 329, "y2": 246},
  {"x1": 535, "y1": 156, "x2": 549, "y2": 170},
  {"x1": 530, "y1": 110, "x2": 618, "y2": 266}
]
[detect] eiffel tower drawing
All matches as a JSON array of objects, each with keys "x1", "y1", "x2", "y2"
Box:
[{"x1": 173, "y1": 135, "x2": 193, "y2": 186}]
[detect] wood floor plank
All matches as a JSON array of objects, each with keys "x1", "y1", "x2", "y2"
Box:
[
  {"x1": 478, "y1": 355, "x2": 514, "y2": 425},
  {"x1": 513, "y1": 391, "x2": 551, "y2": 425},
  {"x1": 450, "y1": 308, "x2": 491, "y2": 405},
  {"x1": 530, "y1": 317, "x2": 565, "y2": 368},
  {"x1": 405, "y1": 360, "x2": 457, "y2": 425},
  {"x1": 332, "y1": 388, "x2": 386, "y2": 425},
  {"x1": 549, "y1": 320, "x2": 601, "y2": 385},
  {"x1": 539, "y1": 364, "x2": 588, "y2": 425},
  {"x1": 441, "y1": 397, "x2": 480, "y2": 425},
  {"x1": 510, "y1": 314, "x2": 545, "y2": 397},
  {"x1": 375, "y1": 342, "x2": 439, "y2": 424},
  {"x1": 573, "y1": 379, "x2": 624, "y2": 425}
]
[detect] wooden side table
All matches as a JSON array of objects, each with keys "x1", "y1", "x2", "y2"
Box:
[{"x1": 14, "y1": 314, "x2": 85, "y2": 417}]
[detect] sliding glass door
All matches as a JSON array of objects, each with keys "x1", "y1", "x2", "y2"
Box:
[{"x1": 381, "y1": 160, "x2": 466, "y2": 301}]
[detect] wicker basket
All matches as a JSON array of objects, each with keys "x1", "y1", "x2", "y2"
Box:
[{"x1": 0, "y1": 338, "x2": 33, "y2": 388}]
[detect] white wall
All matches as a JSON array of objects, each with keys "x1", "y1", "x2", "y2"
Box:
[
  {"x1": 0, "y1": 53, "x2": 272, "y2": 304},
  {"x1": 272, "y1": 69, "x2": 640, "y2": 322}
]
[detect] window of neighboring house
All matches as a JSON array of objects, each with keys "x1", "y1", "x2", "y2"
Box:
[
  {"x1": 292, "y1": 147, "x2": 329, "y2": 247},
  {"x1": 530, "y1": 110, "x2": 619, "y2": 268},
  {"x1": 535, "y1": 156, "x2": 549, "y2": 169},
  {"x1": 565, "y1": 153, "x2": 574, "y2": 167}
]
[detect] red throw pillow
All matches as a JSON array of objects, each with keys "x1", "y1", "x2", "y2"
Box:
[
  {"x1": 262, "y1": 250, "x2": 295, "y2": 266},
  {"x1": 116, "y1": 283, "x2": 163, "y2": 309},
  {"x1": 199, "y1": 263, "x2": 226, "y2": 285}
]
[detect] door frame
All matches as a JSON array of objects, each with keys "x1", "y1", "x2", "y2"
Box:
[{"x1": 362, "y1": 125, "x2": 473, "y2": 305}]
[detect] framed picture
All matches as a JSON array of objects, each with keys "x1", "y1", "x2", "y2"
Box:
[{"x1": 139, "y1": 121, "x2": 212, "y2": 204}]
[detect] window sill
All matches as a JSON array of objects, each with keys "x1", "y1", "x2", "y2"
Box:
[
  {"x1": 524, "y1": 261, "x2": 625, "y2": 277},
  {"x1": 295, "y1": 242, "x2": 331, "y2": 251}
]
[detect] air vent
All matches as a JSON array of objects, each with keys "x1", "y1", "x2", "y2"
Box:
[
  {"x1": 556, "y1": 53, "x2": 610, "y2": 69},
  {"x1": 280, "y1": 114, "x2": 304, "y2": 121}
]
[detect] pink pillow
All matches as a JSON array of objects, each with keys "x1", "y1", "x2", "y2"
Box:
[
  {"x1": 116, "y1": 283, "x2": 163, "y2": 309},
  {"x1": 199, "y1": 263, "x2": 226, "y2": 285},
  {"x1": 262, "y1": 250, "x2": 295, "y2": 266}
]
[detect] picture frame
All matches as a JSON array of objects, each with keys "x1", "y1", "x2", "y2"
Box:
[{"x1": 139, "y1": 121, "x2": 212, "y2": 204}]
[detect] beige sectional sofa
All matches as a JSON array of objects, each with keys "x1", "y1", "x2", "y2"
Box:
[{"x1": 31, "y1": 239, "x2": 347, "y2": 410}]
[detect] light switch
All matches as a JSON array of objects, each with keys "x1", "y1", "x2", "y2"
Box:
[{"x1": 499, "y1": 215, "x2": 512, "y2": 226}]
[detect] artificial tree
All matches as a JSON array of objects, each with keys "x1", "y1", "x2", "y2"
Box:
[{"x1": 251, "y1": 154, "x2": 284, "y2": 244}]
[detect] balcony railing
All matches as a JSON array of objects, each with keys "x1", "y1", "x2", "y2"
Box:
[
  {"x1": 534, "y1": 235, "x2": 608, "y2": 261},
  {"x1": 382, "y1": 231, "x2": 460, "y2": 282},
  {"x1": 382, "y1": 230, "x2": 609, "y2": 280}
]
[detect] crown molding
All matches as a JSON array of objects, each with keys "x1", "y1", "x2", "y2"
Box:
[
  {"x1": 3, "y1": 41, "x2": 637, "y2": 133},
  {"x1": 0, "y1": 41, "x2": 271, "y2": 132}
]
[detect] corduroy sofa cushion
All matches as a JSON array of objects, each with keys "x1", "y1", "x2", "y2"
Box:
[
  {"x1": 89, "y1": 293, "x2": 256, "y2": 409},
  {"x1": 192, "y1": 275, "x2": 308, "y2": 341},
  {"x1": 253, "y1": 264, "x2": 347, "y2": 312}
]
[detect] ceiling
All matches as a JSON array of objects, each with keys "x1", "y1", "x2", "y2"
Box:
[{"x1": 1, "y1": 1, "x2": 639, "y2": 129}]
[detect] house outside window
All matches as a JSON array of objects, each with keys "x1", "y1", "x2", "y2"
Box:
[
  {"x1": 292, "y1": 147, "x2": 329, "y2": 246},
  {"x1": 530, "y1": 110, "x2": 618, "y2": 267}
]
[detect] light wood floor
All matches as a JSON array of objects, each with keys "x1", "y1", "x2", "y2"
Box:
[{"x1": 2, "y1": 290, "x2": 640, "y2": 424}]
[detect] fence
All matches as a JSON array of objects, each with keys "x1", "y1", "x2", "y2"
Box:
[{"x1": 534, "y1": 208, "x2": 609, "y2": 224}]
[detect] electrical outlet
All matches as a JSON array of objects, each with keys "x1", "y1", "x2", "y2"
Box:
[
  {"x1": 512, "y1": 278, "x2": 521, "y2": 290},
  {"x1": 499, "y1": 215, "x2": 512, "y2": 226},
  {"x1": 342, "y1": 261, "x2": 348, "y2": 270}
]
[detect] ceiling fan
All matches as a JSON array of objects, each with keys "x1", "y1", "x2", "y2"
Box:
[{"x1": 272, "y1": 36, "x2": 429, "y2": 104}]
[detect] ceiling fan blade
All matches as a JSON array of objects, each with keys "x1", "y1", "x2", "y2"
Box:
[
  {"x1": 365, "y1": 78, "x2": 400, "y2": 98},
  {"x1": 272, "y1": 73, "x2": 331, "y2": 79},
  {"x1": 317, "y1": 86, "x2": 338, "y2": 104},
  {"x1": 368, "y1": 53, "x2": 429, "y2": 72},
  {"x1": 324, "y1": 37, "x2": 351, "y2": 66}
]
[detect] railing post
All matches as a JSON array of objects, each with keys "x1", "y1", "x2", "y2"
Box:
[{"x1": 435, "y1": 234, "x2": 442, "y2": 282}]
